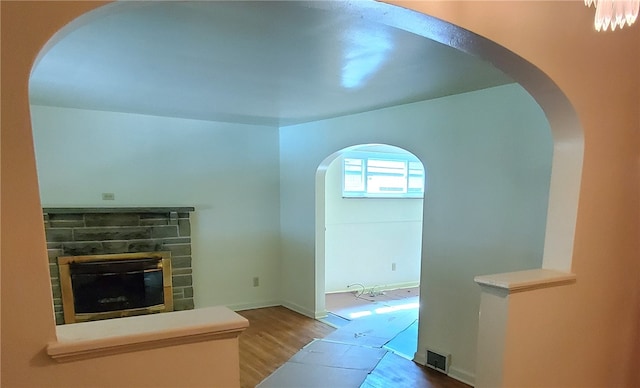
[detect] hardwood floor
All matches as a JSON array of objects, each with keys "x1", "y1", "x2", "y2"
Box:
[
  {"x1": 237, "y1": 306, "x2": 336, "y2": 388},
  {"x1": 361, "y1": 351, "x2": 469, "y2": 388},
  {"x1": 237, "y1": 306, "x2": 470, "y2": 388}
]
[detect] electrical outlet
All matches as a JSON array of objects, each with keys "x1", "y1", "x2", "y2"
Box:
[
  {"x1": 392, "y1": 262, "x2": 397, "y2": 271},
  {"x1": 101, "y1": 192, "x2": 115, "y2": 200},
  {"x1": 253, "y1": 277, "x2": 259, "y2": 287}
]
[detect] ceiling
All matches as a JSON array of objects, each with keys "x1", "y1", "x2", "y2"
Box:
[{"x1": 29, "y1": 1, "x2": 514, "y2": 127}]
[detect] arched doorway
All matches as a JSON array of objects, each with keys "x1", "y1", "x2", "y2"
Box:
[{"x1": 316, "y1": 143, "x2": 425, "y2": 358}]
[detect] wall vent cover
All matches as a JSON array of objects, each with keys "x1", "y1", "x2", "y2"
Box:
[{"x1": 426, "y1": 349, "x2": 449, "y2": 373}]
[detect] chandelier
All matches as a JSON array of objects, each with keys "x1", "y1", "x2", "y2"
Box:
[{"x1": 584, "y1": 0, "x2": 639, "y2": 31}]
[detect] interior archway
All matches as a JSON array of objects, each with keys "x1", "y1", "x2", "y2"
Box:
[
  {"x1": 31, "y1": 1, "x2": 582, "y2": 279},
  {"x1": 27, "y1": 1, "x2": 582, "y2": 385},
  {"x1": 315, "y1": 144, "x2": 425, "y2": 310},
  {"x1": 300, "y1": 0, "x2": 583, "y2": 273}
]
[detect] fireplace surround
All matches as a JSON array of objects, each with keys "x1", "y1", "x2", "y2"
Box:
[{"x1": 44, "y1": 207, "x2": 195, "y2": 324}]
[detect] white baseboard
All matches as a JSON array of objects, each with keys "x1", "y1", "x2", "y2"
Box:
[
  {"x1": 280, "y1": 300, "x2": 317, "y2": 319},
  {"x1": 327, "y1": 281, "x2": 420, "y2": 295},
  {"x1": 413, "y1": 351, "x2": 426, "y2": 365},
  {"x1": 227, "y1": 300, "x2": 281, "y2": 312},
  {"x1": 448, "y1": 366, "x2": 475, "y2": 387}
]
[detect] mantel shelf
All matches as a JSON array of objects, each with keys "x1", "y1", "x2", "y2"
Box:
[{"x1": 43, "y1": 207, "x2": 195, "y2": 214}]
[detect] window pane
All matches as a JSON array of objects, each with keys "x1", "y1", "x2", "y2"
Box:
[
  {"x1": 408, "y1": 161, "x2": 425, "y2": 192},
  {"x1": 344, "y1": 158, "x2": 365, "y2": 192},
  {"x1": 366, "y1": 159, "x2": 407, "y2": 194}
]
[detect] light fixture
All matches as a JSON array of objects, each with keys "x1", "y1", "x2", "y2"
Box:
[{"x1": 584, "y1": 0, "x2": 639, "y2": 31}]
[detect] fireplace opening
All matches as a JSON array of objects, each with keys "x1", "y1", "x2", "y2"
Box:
[
  {"x1": 71, "y1": 258, "x2": 165, "y2": 313},
  {"x1": 58, "y1": 252, "x2": 173, "y2": 324}
]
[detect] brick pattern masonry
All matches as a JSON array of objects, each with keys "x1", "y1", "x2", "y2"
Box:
[{"x1": 44, "y1": 207, "x2": 195, "y2": 325}]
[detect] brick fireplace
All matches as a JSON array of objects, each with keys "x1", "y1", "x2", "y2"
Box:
[{"x1": 44, "y1": 207, "x2": 195, "y2": 325}]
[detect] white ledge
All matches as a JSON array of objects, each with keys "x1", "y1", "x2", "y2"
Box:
[
  {"x1": 474, "y1": 269, "x2": 576, "y2": 293},
  {"x1": 48, "y1": 306, "x2": 249, "y2": 362}
]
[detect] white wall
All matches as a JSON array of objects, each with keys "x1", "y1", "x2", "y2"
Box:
[
  {"x1": 32, "y1": 83, "x2": 553, "y2": 381},
  {"x1": 30, "y1": 105, "x2": 282, "y2": 310},
  {"x1": 279, "y1": 83, "x2": 553, "y2": 381},
  {"x1": 324, "y1": 154, "x2": 422, "y2": 292}
]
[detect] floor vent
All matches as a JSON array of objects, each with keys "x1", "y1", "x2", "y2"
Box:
[{"x1": 426, "y1": 349, "x2": 449, "y2": 373}]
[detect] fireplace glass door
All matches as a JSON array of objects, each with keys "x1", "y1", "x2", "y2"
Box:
[
  {"x1": 70, "y1": 258, "x2": 164, "y2": 314},
  {"x1": 58, "y1": 252, "x2": 173, "y2": 323}
]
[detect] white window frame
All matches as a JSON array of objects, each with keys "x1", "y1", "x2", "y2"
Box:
[{"x1": 342, "y1": 151, "x2": 425, "y2": 198}]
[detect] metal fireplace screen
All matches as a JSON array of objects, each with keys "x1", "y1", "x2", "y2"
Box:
[{"x1": 58, "y1": 252, "x2": 173, "y2": 324}]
